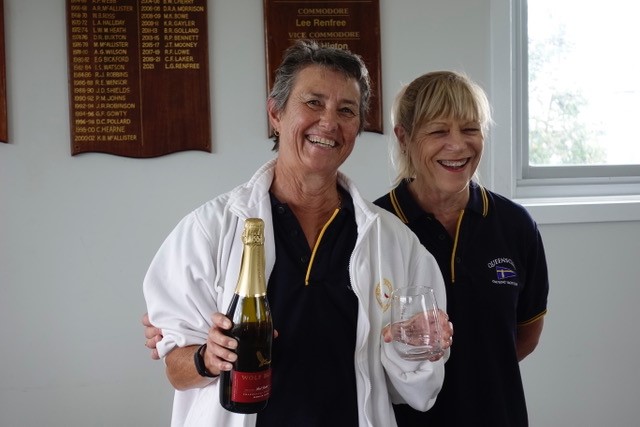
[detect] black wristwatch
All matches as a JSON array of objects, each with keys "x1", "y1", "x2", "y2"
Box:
[{"x1": 194, "y1": 343, "x2": 216, "y2": 377}]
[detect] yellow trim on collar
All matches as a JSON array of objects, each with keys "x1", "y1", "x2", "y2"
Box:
[
  {"x1": 305, "y1": 207, "x2": 341, "y2": 286},
  {"x1": 450, "y1": 209, "x2": 465, "y2": 284},
  {"x1": 480, "y1": 185, "x2": 489, "y2": 217},
  {"x1": 390, "y1": 188, "x2": 409, "y2": 224}
]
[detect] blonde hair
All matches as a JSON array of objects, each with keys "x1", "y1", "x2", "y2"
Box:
[{"x1": 391, "y1": 71, "x2": 492, "y2": 183}]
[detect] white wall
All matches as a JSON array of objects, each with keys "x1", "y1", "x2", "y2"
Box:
[
  {"x1": 1, "y1": 1, "x2": 638, "y2": 426},
  {"x1": 523, "y1": 222, "x2": 640, "y2": 426}
]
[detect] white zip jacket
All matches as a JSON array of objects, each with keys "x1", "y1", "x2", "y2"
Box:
[{"x1": 143, "y1": 159, "x2": 447, "y2": 427}]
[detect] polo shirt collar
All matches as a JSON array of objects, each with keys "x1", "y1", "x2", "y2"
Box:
[{"x1": 391, "y1": 179, "x2": 489, "y2": 223}]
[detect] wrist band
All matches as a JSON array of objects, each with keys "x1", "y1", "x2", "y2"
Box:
[{"x1": 194, "y1": 343, "x2": 216, "y2": 378}]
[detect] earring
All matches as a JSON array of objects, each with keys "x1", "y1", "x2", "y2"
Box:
[{"x1": 274, "y1": 130, "x2": 280, "y2": 137}]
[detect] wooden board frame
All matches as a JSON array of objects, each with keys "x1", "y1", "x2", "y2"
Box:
[
  {"x1": 0, "y1": 0, "x2": 7, "y2": 143},
  {"x1": 66, "y1": 0, "x2": 211, "y2": 157}
]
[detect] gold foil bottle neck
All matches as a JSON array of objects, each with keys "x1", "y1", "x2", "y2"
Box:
[
  {"x1": 242, "y1": 218, "x2": 265, "y2": 246},
  {"x1": 235, "y1": 218, "x2": 267, "y2": 297}
]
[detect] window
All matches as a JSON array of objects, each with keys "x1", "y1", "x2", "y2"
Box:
[
  {"x1": 521, "y1": 0, "x2": 640, "y2": 186},
  {"x1": 488, "y1": 0, "x2": 640, "y2": 223}
]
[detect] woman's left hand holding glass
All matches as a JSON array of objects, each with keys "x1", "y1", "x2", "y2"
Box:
[{"x1": 383, "y1": 308, "x2": 453, "y2": 362}]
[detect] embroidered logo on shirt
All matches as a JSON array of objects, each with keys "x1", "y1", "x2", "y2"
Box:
[
  {"x1": 488, "y1": 257, "x2": 519, "y2": 287},
  {"x1": 375, "y1": 278, "x2": 393, "y2": 312},
  {"x1": 495, "y1": 266, "x2": 517, "y2": 280}
]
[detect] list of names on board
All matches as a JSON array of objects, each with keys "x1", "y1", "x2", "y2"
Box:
[
  {"x1": 264, "y1": 0, "x2": 382, "y2": 133},
  {"x1": 67, "y1": 0, "x2": 211, "y2": 157}
]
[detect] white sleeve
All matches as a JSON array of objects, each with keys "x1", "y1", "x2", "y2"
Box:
[
  {"x1": 382, "y1": 344, "x2": 446, "y2": 411},
  {"x1": 382, "y1": 236, "x2": 448, "y2": 411},
  {"x1": 143, "y1": 212, "x2": 220, "y2": 359}
]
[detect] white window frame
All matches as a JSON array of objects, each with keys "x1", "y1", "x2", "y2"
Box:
[{"x1": 487, "y1": 0, "x2": 640, "y2": 224}]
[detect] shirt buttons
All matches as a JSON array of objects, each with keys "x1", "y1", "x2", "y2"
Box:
[
  {"x1": 276, "y1": 206, "x2": 286, "y2": 214},
  {"x1": 438, "y1": 234, "x2": 446, "y2": 240}
]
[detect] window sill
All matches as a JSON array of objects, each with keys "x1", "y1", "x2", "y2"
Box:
[{"x1": 516, "y1": 195, "x2": 640, "y2": 225}]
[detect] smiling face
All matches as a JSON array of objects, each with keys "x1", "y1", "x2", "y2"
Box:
[
  {"x1": 390, "y1": 72, "x2": 492, "y2": 200},
  {"x1": 268, "y1": 64, "x2": 362, "y2": 178},
  {"x1": 400, "y1": 117, "x2": 484, "y2": 198}
]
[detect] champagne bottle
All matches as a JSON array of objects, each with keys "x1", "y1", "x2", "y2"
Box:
[{"x1": 220, "y1": 218, "x2": 273, "y2": 414}]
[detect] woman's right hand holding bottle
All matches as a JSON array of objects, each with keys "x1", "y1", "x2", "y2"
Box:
[{"x1": 204, "y1": 312, "x2": 238, "y2": 374}]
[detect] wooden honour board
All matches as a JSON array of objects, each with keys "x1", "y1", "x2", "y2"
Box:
[{"x1": 66, "y1": 0, "x2": 211, "y2": 157}]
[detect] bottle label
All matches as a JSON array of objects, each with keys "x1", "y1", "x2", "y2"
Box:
[{"x1": 231, "y1": 369, "x2": 272, "y2": 403}]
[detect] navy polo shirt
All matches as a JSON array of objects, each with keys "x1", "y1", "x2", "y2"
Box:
[
  {"x1": 374, "y1": 180, "x2": 549, "y2": 427},
  {"x1": 256, "y1": 189, "x2": 359, "y2": 427}
]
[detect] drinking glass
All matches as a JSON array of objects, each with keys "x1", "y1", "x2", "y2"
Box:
[{"x1": 390, "y1": 286, "x2": 444, "y2": 360}]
